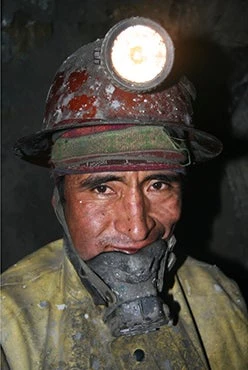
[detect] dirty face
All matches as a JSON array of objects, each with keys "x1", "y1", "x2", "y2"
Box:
[{"x1": 64, "y1": 170, "x2": 182, "y2": 261}]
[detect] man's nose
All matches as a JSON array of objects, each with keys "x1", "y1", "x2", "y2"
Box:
[{"x1": 115, "y1": 189, "x2": 155, "y2": 241}]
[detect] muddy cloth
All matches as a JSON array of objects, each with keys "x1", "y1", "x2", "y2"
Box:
[
  {"x1": 1, "y1": 240, "x2": 248, "y2": 370},
  {"x1": 51, "y1": 125, "x2": 190, "y2": 174}
]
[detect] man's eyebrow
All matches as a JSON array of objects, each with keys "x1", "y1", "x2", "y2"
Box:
[
  {"x1": 79, "y1": 175, "x2": 123, "y2": 189},
  {"x1": 143, "y1": 173, "x2": 182, "y2": 183}
]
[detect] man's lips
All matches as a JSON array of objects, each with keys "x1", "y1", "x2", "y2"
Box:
[
  {"x1": 113, "y1": 247, "x2": 141, "y2": 254},
  {"x1": 104, "y1": 234, "x2": 166, "y2": 254},
  {"x1": 111, "y1": 242, "x2": 158, "y2": 254}
]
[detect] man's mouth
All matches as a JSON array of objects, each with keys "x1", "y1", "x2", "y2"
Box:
[
  {"x1": 105, "y1": 235, "x2": 166, "y2": 255},
  {"x1": 113, "y1": 247, "x2": 141, "y2": 254}
]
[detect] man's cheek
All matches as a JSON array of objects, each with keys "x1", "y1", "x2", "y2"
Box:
[
  {"x1": 167, "y1": 198, "x2": 181, "y2": 218},
  {"x1": 80, "y1": 211, "x2": 108, "y2": 233},
  {"x1": 158, "y1": 202, "x2": 181, "y2": 223}
]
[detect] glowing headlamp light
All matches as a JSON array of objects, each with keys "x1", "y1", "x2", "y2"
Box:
[{"x1": 101, "y1": 17, "x2": 174, "y2": 92}]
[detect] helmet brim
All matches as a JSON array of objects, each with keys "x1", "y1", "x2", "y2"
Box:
[{"x1": 13, "y1": 121, "x2": 223, "y2": 168}]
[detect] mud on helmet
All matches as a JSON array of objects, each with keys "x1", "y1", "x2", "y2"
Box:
[{"x1": 14, "y1": 17, "x2": 222, "y2": 172}]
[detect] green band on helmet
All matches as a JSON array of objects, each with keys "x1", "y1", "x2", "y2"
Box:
[{"x1": 51, "y1": 126, "x2": 188, "y2": 164}]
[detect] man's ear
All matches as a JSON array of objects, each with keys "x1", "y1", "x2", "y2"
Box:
[
  {"x1": 51, "y1": 186, "x2": 62, "y2": 209},
  {"x1": 52, "y1": 186, "x2": 65, "y2": 226},
  {"x1": 51, "y1": 193, "x2": 56, "y2": 208}
]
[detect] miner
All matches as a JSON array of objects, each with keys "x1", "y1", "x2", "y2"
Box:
[{"x1": 1, "y1": 17, "x2": 247, "y2": 369}]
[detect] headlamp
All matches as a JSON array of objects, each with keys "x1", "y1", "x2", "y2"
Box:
[{"x1": 101, "y1": 17, "x2": 174, "y2": 92}]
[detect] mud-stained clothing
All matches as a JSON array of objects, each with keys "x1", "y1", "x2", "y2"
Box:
[{"x1": 1, "y1": 240, "x2": 248, "y2": 369}]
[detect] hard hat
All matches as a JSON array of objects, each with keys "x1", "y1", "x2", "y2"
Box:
[{"x1": 14, "y1": 17, "x2": 222, "y2": 170}]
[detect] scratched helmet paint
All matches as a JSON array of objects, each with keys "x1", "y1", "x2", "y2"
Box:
[{"x1": 14, "y1": 17, "x2": 222, "y2": 167}]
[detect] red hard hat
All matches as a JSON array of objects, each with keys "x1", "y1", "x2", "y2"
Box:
[{"x1": 14, "y1": 19, "x2": 222, "y2": 168}]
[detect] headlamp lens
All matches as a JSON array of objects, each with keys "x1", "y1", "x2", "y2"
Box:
[
  {"x1": 111, "y1": 25, "x2": 167, "y2": 84},
  {"x1": 101, "y1": 17, "x2": 174, "y2": 92}
]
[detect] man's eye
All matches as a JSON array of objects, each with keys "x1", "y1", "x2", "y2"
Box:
[
  {"x1": 151, "y1": 181, "x2": 170, "y2": 190},
  {"x1": 93, "y1": 185, "x2": 110, "y2": 194}
]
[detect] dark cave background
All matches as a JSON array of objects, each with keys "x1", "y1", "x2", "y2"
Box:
[{"x1": 2, "y1": 0, "x2": 248, "y2": 302}]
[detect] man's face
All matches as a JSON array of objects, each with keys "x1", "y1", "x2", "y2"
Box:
[{"x1": 64, "y1": 170, "x2": 182, "y2": 261}]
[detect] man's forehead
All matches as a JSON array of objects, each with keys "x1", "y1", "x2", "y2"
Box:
[{"x1": 64, "y1": 170, "x2": 182, "y2": 185}]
